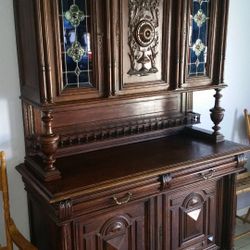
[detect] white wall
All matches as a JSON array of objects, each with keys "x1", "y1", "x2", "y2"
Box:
[
  {"x1": 0, "y1": 0, "x2": 250, "y2": 244},
  {"x1": 0, "y1": 0, "x2": 29, "y2": 243}
]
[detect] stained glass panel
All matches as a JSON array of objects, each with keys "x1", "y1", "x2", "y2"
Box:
[
  {"x1": 60, "y1": 0, "x2": 93, "y2": 89},
  {"x1": 188, "y1": 0, "x2": 210, "y2": 76}
]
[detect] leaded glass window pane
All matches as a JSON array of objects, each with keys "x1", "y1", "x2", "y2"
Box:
[
  {"x1": 60, "y1": 0, "x2": 93, "y2": 89},
  {"x1": 188, "y1": 0, "x2": 210, "y2": 76}
]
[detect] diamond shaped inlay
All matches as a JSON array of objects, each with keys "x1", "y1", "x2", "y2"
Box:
[
  {"x1": 192, "y1": 39, "x2": 205, "y2": 56},
  {"x1": 194, "y1": 9, "x2": 207, "y2": 27},
  {"x1": 187, "y1": 208, "x2": 201, "y2": 221}
]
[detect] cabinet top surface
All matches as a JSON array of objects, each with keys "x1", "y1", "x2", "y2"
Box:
[{"x1": 18, "y1": 134, "x2": 250, "y2": 202}]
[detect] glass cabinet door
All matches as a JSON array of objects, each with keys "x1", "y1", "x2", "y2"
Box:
[
  {"x1": 182, "y1": 0, "x2": 228, "y2": 88},
  {"x1": 52, "y1": 0, "x2": 105, "y2": 100},
  {"x1": 60, "y1": 0, "x2": 93, "y2": 89},
  {"x1": 188, "y1": 0, "x2": 211, "y2": 77}
]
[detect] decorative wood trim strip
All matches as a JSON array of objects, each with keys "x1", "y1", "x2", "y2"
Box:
[
  {"x1": 162, "y1": 0, "x2": 172, "y2": 84},
  {"x1": 58, "y1": 112, "x2": 200, "y2": 148},
  {"x1": 179, "y1": 0, "x2": 188, "y2": 88},
  {"x1": 61, "y1": 223, "x2": 73, "y2": 250},
  {"x1": 34, "y1": 0, "x2": 48, "y2": 104},
  {"x1": 39, "y1": 0, "x2": 54, "y2": 103},
  {"x1": 174, "y1": 0, "x2": 182, "y2": 88},
  {"x1": 218, "y1": 0, "x2": 230, "y2": 83},
  {"x1": 105, "y1": 0, "x2": 113, "y2": 97}
]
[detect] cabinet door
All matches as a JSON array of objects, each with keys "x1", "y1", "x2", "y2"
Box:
[
  {"x1": 49, "y1": 0, "x2": 106, "y2": 102},
  {"x1": 110, "y1": 0, "x2": 172, "y2": 95},
  {"x1": 180, "y1": 0, "x2": 229, "y2": 88},
  {"x1": 74, "y1": 200, "x2": 151, "y2": 250},
  {"x1": 162, "y1": 181, "x2": 218, "y2": 250}
]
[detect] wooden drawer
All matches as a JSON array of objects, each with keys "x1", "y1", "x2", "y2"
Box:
[
  {"x1": 72, "y1": 177, "x2": 160, "y2": 217},
  {"x1": 160, "y1": 156, "x2": 238, "y2": 191}
]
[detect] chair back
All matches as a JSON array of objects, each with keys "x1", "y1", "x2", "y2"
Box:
[
  {"x1": 244, "y1": 109, "x2": 250, "y2": 143},
  {"x1": 0, "y1": 151, "x2": 13, "y2": 250},
  {"x1": 0, "y1": 152, "x2": 37, "y2": 250}
]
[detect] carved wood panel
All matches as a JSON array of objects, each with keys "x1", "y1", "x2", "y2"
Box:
[
  {"x1": 162, "y1": 181, "x2": 218, "y2": 250},
  {"x1": 74, "y1": 200, "x2": 152, "y2": 250},
  {"x1": 110, "y1": 0, "x2": 172, "y2": 95}
]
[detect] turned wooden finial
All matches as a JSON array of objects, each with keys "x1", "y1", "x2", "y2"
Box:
[
  {"x1": 210, "y1": 89, "x2": 225, "y2": 142},
  {"x1": 40, "y1": 110, "x2": 61, "y2": 180}
]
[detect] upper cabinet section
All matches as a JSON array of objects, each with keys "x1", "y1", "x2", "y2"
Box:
[{"x1": 14, "y1": 0, "x2": 229, "y2": 105}]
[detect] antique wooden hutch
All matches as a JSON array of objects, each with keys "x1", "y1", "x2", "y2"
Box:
[{"x1": 14, "y1": 0, "x2": 250, "y2": 249}]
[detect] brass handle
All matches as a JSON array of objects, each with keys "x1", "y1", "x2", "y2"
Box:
[
  {"x1": 200, "y1": 169, "x2": 215, "y2": 180},
  {"x1": 113, "y1": 192, "x2": 132, "y2": 205}
]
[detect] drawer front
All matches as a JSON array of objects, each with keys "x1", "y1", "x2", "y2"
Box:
[
  {"x1": 160, "y1": 157, "x2": 238, "y2": 191},
  {"x1": 72, "y1": 178, "x2": 160, "y2": 217}
]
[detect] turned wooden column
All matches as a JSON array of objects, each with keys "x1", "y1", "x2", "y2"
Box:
[
  {"x1": 210, "y1": 89, "x2": 225, "y2": 143},
  {"x1": 39, "y1": 110, "x2": 61, "y2": 181}
]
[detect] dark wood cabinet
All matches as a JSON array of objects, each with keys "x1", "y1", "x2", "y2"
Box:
[{"x1": 14, "y1": 0, "x2": 250, "y2": 249}]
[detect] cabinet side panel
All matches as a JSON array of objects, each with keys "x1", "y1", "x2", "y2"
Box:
[
  {"x1": 14, "y1": 0, "x2": 41, "y2": 103},
  {"x1": 28, "y1": 194, "x2": 62, "y2": 250}
]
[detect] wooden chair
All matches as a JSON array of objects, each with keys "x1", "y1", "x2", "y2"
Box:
[
  {"x1": 0, "y1": 151, "x2": 37, "y2": 250},
  {"x1": 234, "y1": 110, "x2": 250, "y2": 240},
  {"x1": 244, "y1": 109, "x2": 250, "y2": 143}
]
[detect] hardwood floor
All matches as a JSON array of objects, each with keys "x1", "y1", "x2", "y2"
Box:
[{"x1": 235, "y1": 217, "x2": 250, "y2": 250}]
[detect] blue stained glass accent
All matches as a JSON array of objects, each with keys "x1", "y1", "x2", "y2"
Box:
[
  {"x1": 188, "y1": 0, "x2": 211, "y2": 76},
  {"x1": 197, "y1": 63, "x2": 205, "y2": 73},
  {"x1": 61, "y1": 0, "x2": 93, "y2": 89},
  {"x1": 192, "y1": 23, "x2": 200, "y2": 44},
  {"x1": 190, "y1": 50, "x2": 197, "y2": 62},
  {"x1": 199, "y1": 23, "x2": 207, "y2": 44}
]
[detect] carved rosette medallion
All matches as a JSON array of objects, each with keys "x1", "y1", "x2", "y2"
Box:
[{"x1": 127, "y1": 0, "x2": 160, "y2": 76}]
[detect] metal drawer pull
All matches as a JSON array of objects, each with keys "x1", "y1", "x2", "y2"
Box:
[
  {"x1": 200, "y1": 169, "x2": 215, "y2": 180},
  {"x1": 113, "y1": 192, "x2": 132, "y2": 205}
]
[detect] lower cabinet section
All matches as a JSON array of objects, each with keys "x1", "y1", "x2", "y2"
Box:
[
  {"x1": 23, "y1": 148, "x2": 246, "y2": 250},
  {"x1": 27, "y1": 176, "x2": 235, "y2": 250}
]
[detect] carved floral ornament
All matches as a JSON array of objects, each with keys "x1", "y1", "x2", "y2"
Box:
[{"x1": 127, "y1": 0, "x2": 160, "y2": 77}]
